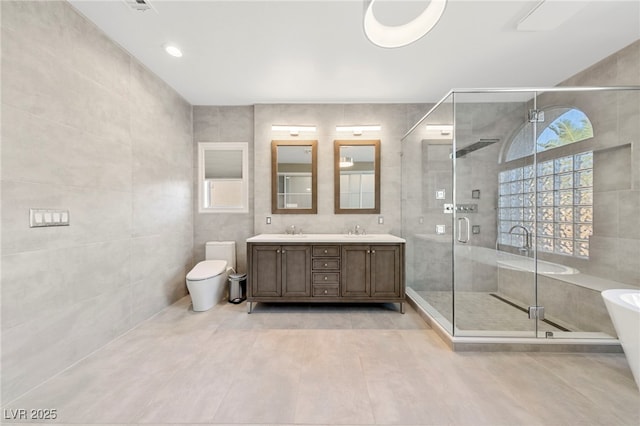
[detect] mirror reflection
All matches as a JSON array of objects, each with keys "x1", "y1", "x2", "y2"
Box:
[
  {"x1": 271, "y1": 140, "x2": 317, "y2": 214},
  {"x1": 334, "y1": 140, "x2": 380, "y2": 214}
]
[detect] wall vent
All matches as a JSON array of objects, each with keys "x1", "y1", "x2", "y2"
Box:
[{"x1": 122, "y1": 0, "x2": 155, "y2": 12}]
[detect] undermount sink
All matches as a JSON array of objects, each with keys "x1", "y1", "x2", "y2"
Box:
[{"x1": 344, "y1": 234, "x2": 373, "y2": 237}]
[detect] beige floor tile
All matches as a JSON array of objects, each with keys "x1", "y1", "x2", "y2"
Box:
[{"x1": 3, "y1": 297, "x2": 638, "y2": 426}]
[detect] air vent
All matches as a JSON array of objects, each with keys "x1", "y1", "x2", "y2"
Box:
[{"x1": 122, "y1": 0, "x2": 155, "y2": 12}]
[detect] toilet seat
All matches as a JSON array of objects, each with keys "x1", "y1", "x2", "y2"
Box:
[{"x1": 186, "y1": 260, "x2": 227, "y2": 281}]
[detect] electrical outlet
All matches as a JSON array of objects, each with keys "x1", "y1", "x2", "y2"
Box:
[
  {"x1": 266, "y1": 216, "x2": 271, "y2": 225},
  {"x1": 378, "y1": 216, "x2": 384, "y2": 224}
]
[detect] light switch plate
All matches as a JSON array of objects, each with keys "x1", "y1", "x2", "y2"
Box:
[
  {"x1": 436, "y1": 224, "x2": 446, "y2": 235},
  {"x1": 30, "y1": 209, "x2": 69, "y2": 227},
  {"x1": 435, "y1": 189, "x2": 446, "y2": 200}
]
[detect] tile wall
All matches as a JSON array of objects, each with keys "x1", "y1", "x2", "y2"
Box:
[
  {"x1": 192, "y1": 106, "x2": 255, "y2": 272},
  {"x1": 1, "y1": 1, "x2": 193, "y2": 402}
]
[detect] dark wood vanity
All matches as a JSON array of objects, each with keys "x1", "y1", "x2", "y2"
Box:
[{"x1": 246, "y1": 234, "x2": 405, "y2": 313}]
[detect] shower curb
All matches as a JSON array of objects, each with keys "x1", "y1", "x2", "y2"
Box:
[{"x1": 406, "y1": 289, "x2": 623, "y2": 353}]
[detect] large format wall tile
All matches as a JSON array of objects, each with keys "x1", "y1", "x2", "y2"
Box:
[{"x1": 1, "y1": 1, "x2": 193, "y2": 402}]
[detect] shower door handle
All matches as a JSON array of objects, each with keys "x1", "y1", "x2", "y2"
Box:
[{"x1": 457, "y1": 217, "x2": 470, "y2": 243}]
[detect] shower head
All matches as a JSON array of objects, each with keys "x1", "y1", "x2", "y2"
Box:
[{"x1": 454, "y1": 138, "x2": 500, "y2": 158}]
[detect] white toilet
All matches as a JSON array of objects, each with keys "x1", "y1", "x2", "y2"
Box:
[{"x1": 186, "y1": 241, "x2": 236, "y2": 312}]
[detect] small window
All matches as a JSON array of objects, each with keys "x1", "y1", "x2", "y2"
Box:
[{"x1": 198, "y1": 142, "x2": 249, "y2": 214}]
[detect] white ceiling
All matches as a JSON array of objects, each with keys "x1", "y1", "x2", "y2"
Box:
[{"x1": 68, "y1": 0, "x2": 640, "y2": 106}]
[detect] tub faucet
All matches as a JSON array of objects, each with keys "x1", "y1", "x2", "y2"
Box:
[{"x1": 508, "y1": 225, "x2": 532, "y2": 254}]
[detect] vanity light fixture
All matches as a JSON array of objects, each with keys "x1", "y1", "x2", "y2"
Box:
[
  {"x1": 163, "y1": 43, "x2": 183, "y2": 58},
  {"x1": 364, "y1": 0, "x2": 447, "y2": 48},
  {"x1": 425, "y1": 124, "x2": 452, "y2": 135},
  {"x1": 271, "y1": 125, "x2": 317, "y2": 136},
  {"x1": 336, "y1": 125, "x2": 381, "y2": 136},
  {"x1": 339, "y1": 156, "x2": 354, "y2": 168}
]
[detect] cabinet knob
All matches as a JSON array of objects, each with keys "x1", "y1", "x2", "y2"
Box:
[
  {"x1": 324, "y1": 249, "x2": 328, "y2": 254},
  {"x1": 372, "y1": 250, "x2": 376, "y2": 254},
  {"x1": 324, "y1": 263, "x2": 328, "y2": 267},
  {"x1": 277, "y1": 249, "x2": 280, "y2": 253},
  {"x1": 324, "y1": 289, "x2": 328, "y2": 294},
  {"x1": 367, "y1": 250, "x2": 370, "y2": 254},
  {"x1": 324, "y1": 276, "x2": 328, "y2": 280}
]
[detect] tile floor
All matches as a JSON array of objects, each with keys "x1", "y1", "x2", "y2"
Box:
[
  {"x1": 417, "y1": 291, "x2": 574, "y2": 332},
  {"x1": 3, "y1": 297, "x2": 639, "y2": 426}
]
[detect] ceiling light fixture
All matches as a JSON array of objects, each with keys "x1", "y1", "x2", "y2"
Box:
[
  {"x1": 164, "y1": 44, "x2": 183, "y2": 58},
  {"x1": 339, "y1": 156, "x2": 354, "y2": 168},
  {"x1": 364, "y1": 0, "x2": 447, "y2": 48}
]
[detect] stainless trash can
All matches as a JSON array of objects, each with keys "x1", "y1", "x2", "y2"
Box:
[{"x1": 229, "y1": 273, "x2": 247, "y2": 304}]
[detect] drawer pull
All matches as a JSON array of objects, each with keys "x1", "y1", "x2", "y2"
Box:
[
  {"x1": 324, "y1": 249, "x2": 328, "y2": 254},
  {"x1": 324, "y1": 289, "x2": 328, "y2": 294},
  {"x1": 324, "y1": 263, "x2": 328, "y2": 267},
  {"x1": 324, "y1": 276, "x2": 328, "y2": 280}
]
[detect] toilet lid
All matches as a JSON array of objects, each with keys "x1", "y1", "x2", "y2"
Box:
[{"x1": 186, "y1": 260, "x2": 227, "y2": 281}]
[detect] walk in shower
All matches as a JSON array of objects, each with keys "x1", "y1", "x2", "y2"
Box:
[{"x1": 401, "y1": 87, "x2": 640, "y2": 347}]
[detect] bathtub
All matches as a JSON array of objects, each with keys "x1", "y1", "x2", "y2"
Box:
[
  {"x1": 602, "y1": 289, "x2": 640, "y2": 389},
  {"x1": 497, "y1": 256, "x2": 579, "y2": 275}
]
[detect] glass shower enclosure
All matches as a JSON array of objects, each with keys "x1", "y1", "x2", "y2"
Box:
[{"x1": 402, "y1": 87, "x2": 639, "y2": 342}]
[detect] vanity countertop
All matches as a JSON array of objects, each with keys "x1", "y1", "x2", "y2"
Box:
[{"x1": 246, "y1": 233, "x2": 406, "y2": 243}]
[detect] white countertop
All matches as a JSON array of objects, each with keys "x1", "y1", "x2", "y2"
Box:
[{"x1": 246, "y1": 233, "x2": 406, "y2": 243}]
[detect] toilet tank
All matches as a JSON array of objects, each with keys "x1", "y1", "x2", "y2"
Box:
[{"x1": 205, "y1": 241, "x2": 236, "y2": 270}]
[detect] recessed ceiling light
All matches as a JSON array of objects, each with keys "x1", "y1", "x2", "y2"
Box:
[{"x1": 163, "y1": 44, "x2": 183, "y2": 58}]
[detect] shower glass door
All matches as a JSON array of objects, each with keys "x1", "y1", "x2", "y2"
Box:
[{"x1": 452, "y1": 90, "x2": 539, "y2": 337}]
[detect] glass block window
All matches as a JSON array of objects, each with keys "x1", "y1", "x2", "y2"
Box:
[{"x1": 498, "y1": 151, "x2": 593, "y2": 258}]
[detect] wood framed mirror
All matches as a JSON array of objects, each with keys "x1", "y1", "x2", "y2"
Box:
[
  {"x1": 271, "y1": 140, "x2": 318, "y2": 214},
  {"x1": 334, "y1": 139, "x2": 380, "y2": 214}
]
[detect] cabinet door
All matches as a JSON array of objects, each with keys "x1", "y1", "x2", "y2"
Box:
[
  {"x1": 341, "y1": 245, "x2": 370, "y2": 297},
  {"x1": 370, "y1": 245, "x2": 401, "y2": 297},
  {"x1": 281, "y1": 245, "x2": 311, "y2": 297},
  {"x1": 251, "y1": 245, "x2": 281, "y2": 297}
]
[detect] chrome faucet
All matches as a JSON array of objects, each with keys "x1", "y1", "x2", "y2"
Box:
[
  {"x1": 286, "y1": 225, "x2": 296, "y2": 235},
  {"x1": 350, "y1": 224, "x2": 365, "y2": 235},
  {"x1": 508, "y1": 225, "x2": 532, "y2": 254}
]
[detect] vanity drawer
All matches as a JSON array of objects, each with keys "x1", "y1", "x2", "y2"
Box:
[
  {"x1": 312, "y1": 259, "x2": 340, "y2": 270},
  {"x1": 312, "y1": 245, "x2": 340, "y2": 257},
  {"x1": 313, "y1": 272, "x2": 340, "y2": 284},
  {"x1": 313, "y1": 284, "x2": 339, "y2": 297}
]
